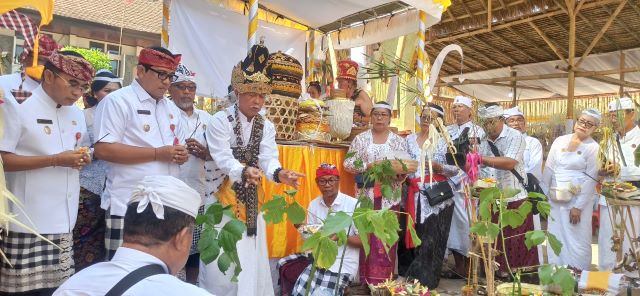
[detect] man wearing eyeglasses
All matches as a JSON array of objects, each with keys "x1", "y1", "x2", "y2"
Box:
[
  {"x1": 169, "y1": 63, "x2": 212, "y2": 283},
  {"x1": 278, "y1": 163, "x2": 361, "y2": 296},
  {"x1": 0, "y1": 51, "x2": 94, "y2": 295},
  {"x1": 478, "y1": 103, "x2": 536, "y2": 278},
  {"x1": 93, "y1": 46, "x2": 190, "y2": 260}
]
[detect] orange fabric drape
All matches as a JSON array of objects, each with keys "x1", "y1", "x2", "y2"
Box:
[{"x1": 263, "y1": 144, "x2": 355, "y2": 258}]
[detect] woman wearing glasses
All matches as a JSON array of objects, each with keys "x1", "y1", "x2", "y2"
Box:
[
  {"x1": 344, "y1": 101, "x2": 409, "y2": 285},
  {"x1": 75, "y1": 69, "x2": 121, "y2": 271},
  {"x1": 403, "y1": 103, "x2": 461, "y2": 289},
  {"x1": 542, "y1": 108, "x2": 600, "y2": 270}
]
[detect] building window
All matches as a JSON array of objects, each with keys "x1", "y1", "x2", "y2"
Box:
[
  {"x1": 89, "y1": 41, "x2": 105, "y2": 52},
  {"x1": 107, "y1": 44, "x2": 120, "y2": 56},
  {"x1": 110, "y1": 60, "x2": 120, "y2": 76}
]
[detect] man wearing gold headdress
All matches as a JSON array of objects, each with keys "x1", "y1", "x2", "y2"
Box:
[
  {"x1": 199, "y1": 43, "x2": 304, "y2": 296},
  {"x1": 337, "y1": 60, "x2": 373, "y2": 127}
]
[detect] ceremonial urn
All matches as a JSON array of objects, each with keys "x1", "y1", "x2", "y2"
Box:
[{"x1": 325, "y1": 89, "x2": 354, "y2": 141}]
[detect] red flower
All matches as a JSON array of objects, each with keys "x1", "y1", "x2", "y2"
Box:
[{"x1": 75, "y1": 132, "x2": 82, "y2": 141}]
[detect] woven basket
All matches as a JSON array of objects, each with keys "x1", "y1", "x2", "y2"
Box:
[
  {"x1": 373, "y1": 159, "x2": 418, "y2": 174},
  {"x1": 326, "y1": 99, "x2": 355, "y2": 141},
  {"x1": 264, "y1": 94, "x2": 298, "y2": 140}
]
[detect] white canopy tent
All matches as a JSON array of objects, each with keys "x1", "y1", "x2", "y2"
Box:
[
  {"x1": 440, "y1": 47, "x2": 640, "y2": 102},
  {"x1": 167, "y1": 0, "x2": 449, "y2": 97}
]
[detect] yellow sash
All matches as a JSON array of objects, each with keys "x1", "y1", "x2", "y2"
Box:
[{"x1": 214, "y1": 177, "x2": 265, "y2": 223}]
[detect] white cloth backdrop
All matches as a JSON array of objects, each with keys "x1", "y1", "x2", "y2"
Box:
[{"x1": 169, "y1": 0, "x2": 306, "y2": 98}]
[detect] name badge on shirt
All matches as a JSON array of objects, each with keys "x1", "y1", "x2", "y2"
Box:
[
  {"x1": 137, "y1": 109, "x2": 151, "y2": 115},
  {"x1": 37, "y1": 119, "x2": 53, "y2": 124}
]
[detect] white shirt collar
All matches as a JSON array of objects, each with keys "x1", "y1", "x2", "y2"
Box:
[
  {"x1": 319, "y1": 192, "x2": 344, "y2": 208},
  {"x1": 132, "y1": 79, "x2": 166, "y2": 103},
  {"x1": 111, "y1": 247, "x2": 170, "y2": 273},
  {"x1": 33, "y1": 86, "x2": 61, "y2": 109},
  {"x1": 620, "y1": 125, "x2": 640, "y2": 142}
]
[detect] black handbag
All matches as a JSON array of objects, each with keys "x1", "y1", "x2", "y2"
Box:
[{"x1": 420, "y1": 181, "x2": 454, "y2": 207}]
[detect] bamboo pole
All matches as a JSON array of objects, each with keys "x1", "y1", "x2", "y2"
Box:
[
  {"x1": 567, "y1": 0, "x2": 576, "y2": 119},
  {"x1": 511, "y1": 69, "x2": 517, "y2": 107},
  {"x1": 247, "y1": 0, "x2": 259, "y2": 50},
  {"x1": 487, "y1": 0, "x2": 492, "y2": 30},
  {"x1": 529, "y1": 22, "x2": 566, "y2": 62}
]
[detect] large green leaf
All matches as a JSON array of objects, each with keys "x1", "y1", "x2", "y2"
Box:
[
  {"x1": 538, "y1": 264, "x2": 554, "y2": 284},
  {"x1": 205, "y1": 203, "x2": 226, "y2": 225},
  {"x1": 284, "y1": 189, "x2": 298, "y2": 198},
  {"x1": 199, "y1": 238, "x2": 220, "y2": 264},
  {"x1": 537, "y1": 201, "x2": 551, "y2": 218},
  {"x1": 479, "y1": 187, "x2": 500, "y2": 203},
  {"x1": 406, "y1": 216, "x2": 422, "y2": 247},
  {"x1": 353, "y1": 209, "x2": 373, "y2": 256},
  {"x1": 217, "y1": 252, "x2": 232, "y2": 274},
  {"x1": 357, "y1": 196, "x2": 374, "y2": 209},
  {"x1": 524, "y1": 230, "x2": 546, "y2": 250},
  {"x1": 302, "y1": 232, "x2": 321, "y2": 252},
  {"x1": 321, "y1": 212, "x2": 353, "y2": 236},
  {"x1": 313, "y1": 236, "x2": 338, "y2": 269},
  {"x1": 261, "y1": 195, "x2": 287, "y2": 224},
  {"x1": 487, "y1": 223, "x2": 500, "y2": 241},
  {"x1": 502, "y1": 209, "x2": 525, "y2": 229},
  {"x1": 478, "y1": 199, "x2": 493, "y2": 221},
  {"x1": 195, "y1": 214, "x2": 208, "y2": 226},
  {"x1": 222, "y1": 219, "x2": 246, "y2": 238},
  {"x1": 285, "y1": 201, "x2": 306, "y2": 224},
  {"x1": 553, "y1": 267, "x2": 576, "y2": 295},
  {"x1": 470, "y1": 222, "x2": 488, "y2": 236},
  {"x1": 547, "y1": 232, "x2": 563, "y2": 256},
  {"x1": 336, "y1": 230, "x2": 348, "y2": 246},
  {"x1": 501, "y1": 188, "x2": 521, "y2": 199},
  {"x1": 517, "y1": 201, "x2": 533, "y2": 218},
  {"x1": 381, "y1": 185, "x2": 393, "y2": 199},
  {"x1": 527, "y1": 191, "x2": 547, "y2": 201}
]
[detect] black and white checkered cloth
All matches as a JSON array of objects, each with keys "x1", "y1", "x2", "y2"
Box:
[
  {"x1": 277, "y1": 252, "x2": 309, "y2": 270},
  {"x1": 0, "y1": 231, "x2": 74, "y2": 293},
  {"x1": 190, "y1": 205, "x2": 205, "y2": 255},
  {"x1": 291, "y1": 263, "x2": 351, "y2": 296},
  {"x1": 105, "y1": 214, "x2": 124, "y2": 260}
]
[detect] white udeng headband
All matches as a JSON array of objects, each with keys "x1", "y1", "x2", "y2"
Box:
[
  {"x1": 373, "y1": 103, "x2": 392, "y2": 111},
  {"x1": 93, "y1": 76, "x2": 122, "y2": 83},
  {"x1": 429, "y1": 107, "x2": 444, "y2": 116}
]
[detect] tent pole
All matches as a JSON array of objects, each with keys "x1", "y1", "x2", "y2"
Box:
[
  {"x1": 620, "y1": 51, "x2": 625, "y2": 97},
  {"x1": 511, "y1": 69, "x2": 517, "y2": 107},
  {"x1": 247, "y1": 0, "x2": 258, "y2": 50}
]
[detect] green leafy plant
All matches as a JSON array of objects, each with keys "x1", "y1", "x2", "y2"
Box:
[
  {"x1": 470, "y1": 188, "x2": 576, "y2": 295},
  {"x1": 196, "y1": 202, "x2": 246, "y2": 282},
  {"x1": 61, "y1": 46, "x2": 112, "y2": 71},
  {"x1": 261, "y1": 152, "x2": 421, "y2": 296}
]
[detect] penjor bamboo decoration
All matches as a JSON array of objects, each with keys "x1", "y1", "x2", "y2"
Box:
[{"x1": 247, "y1": 0, "x2": 258, "y2": 50}]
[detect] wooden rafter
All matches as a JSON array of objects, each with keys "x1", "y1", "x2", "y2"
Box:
[
  {"x1": 546, "y1": 16, "x2": 590, "y2": 50},
  {"x1": 487, "y1": 82, "x2": 552, "y2": 92},
  {"x1": 487, "y1": 0, "x2": 492, "y2": 29},
  {"x1": 439, "y1": 0, "x2": 529, "y2": 21},
  {"x1": 575, "y1": 0, "x2": 628, "y2": 68},
  {"x1": 507, "y1": 27, "x2": 557, "y2": 60},
  {"x1": 458, "y1": 39, "x2": 507, "y2": 68},
  {"x1": 434, "y1": 66, "x2": 640, "y2": 86},
  {"x1": 447, "y1": 9, "x2": 458, "y2": 22},
  {"x1": 551, "y1": 0, "x2": 619, "y2": 50},
  {"x1": 492, "y1": 30, "x2": 537, "y2": 62},
  {"x1": 556, "y1": 65, "x2": 640, "y2": 88},
  {"x1": 529, "y1": 21, "x2": 567, "y2": 62},
  {"x1": 460, "y1": 0, "x2": 474, "y2": 19},
  {"x1": 471, "y1": 35, "x2": 522, "y2": 64},
  {"x1": 603, "y1": 5, "x2": 640, "y2": 44},
  {"x1": 428, "y1": 0, "x2": 623, "y2": 43}
]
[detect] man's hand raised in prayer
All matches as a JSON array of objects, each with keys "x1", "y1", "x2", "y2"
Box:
[{"x1": 278, "y1": 169, "x2": 306, "y2": 189}]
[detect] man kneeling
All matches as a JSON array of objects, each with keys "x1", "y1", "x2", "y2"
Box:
[
  {"x1": 278, "y1": 163, "x2": 362, "y2": 296},
  {"x1": 54, "y1": 176, "x2": 212, "y2": 295}
]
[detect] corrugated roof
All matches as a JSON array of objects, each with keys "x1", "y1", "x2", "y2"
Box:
[{"x1": 53, "y1": 0, "x2": 162, "y2": 33}]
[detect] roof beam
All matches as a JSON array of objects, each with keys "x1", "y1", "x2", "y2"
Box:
[
  {"x1": 427, "y1": 0, "x2": 623, "y2": 43},
  {"x1": 575, "y1": 0, "x2": 628, "y2": 68},
  {"x1": 550, "y1": 0, "x2": 618, "y2": 49},
  {"x1": 471, "y1": 35, "x2": 521, "y2": 64},
  {"x1": 529, "y1": 21, "x2": 568, "y2": 63},
  {"x1": 602, "y1": 4, "x2": 640, "y2": 44},
  {"x1": 492, "y1": 30, "x2": 538, "y2": 62},
  {"x1": 458, "y1": 40, "x2": 507, "y2": 68},
  {"x1": 434, "y1": 66, "x2": 640, "y2": 86},
  {"x1": 507, "y1": 27, "x2": 557, "y2": 60},
  {"x1": 546, "y1": 16, "x2": 590, "y2": 50},
  {"x1": 487, "y1": 82, "x2": 553, "y2": 92},
  {"x1": 584, "y1": 75, "x2": 640, "y2": 89}
]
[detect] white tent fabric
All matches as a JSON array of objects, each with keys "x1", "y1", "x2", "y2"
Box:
[
  {"x1": 441, "y1": 47, "x2": 640, "y2": 102},
  {"x1": 168, "y1": 0, "x2": 306, "y2": 98}
]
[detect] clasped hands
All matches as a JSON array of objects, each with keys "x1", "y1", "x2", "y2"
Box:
[{"x1": 243, "y1": 167, "x2": 306, "y2": 188}]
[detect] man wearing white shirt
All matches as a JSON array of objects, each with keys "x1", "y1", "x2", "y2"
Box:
[
  {"x1": 93, "y1": 47, "x2": 189, "y2": 260},
  {"x1": 288, "y1": 163, "x2": 361, "y2": 296},
  {"x1": 445, "y1": 96, "x2": 485, "y2": 278},
  {"x1": 503, "y1": 107, "x2": 543, "y2": 182},
  {"x1": 170, "y1": 63, "x2": 213, "y2": 284},
  {"x1": 598, "y1": 97, "x2": 640, "y2": 275},
  {"x1": 0, "y1": 34, "x2": 60, "y2": 105},
  {"x1": 0, "y1": 51, "x2": 94, "y2": 295},
  {"x1": 199, "y1": 42, "x2": 304, "y2": 296},
  {"x1": 54, "y1": 176, "x2": 212, "y2": 296}
]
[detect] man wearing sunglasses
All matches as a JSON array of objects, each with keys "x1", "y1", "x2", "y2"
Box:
[
  {"x1": 169, "y1": 63, "x2": 212, "y2": 284},
  {"x1": 0, "y1": 51, "x2": 94, "y2": 295},
  {"x1": 93, "y1": 46, "x2": 190, "y2": 260}
]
